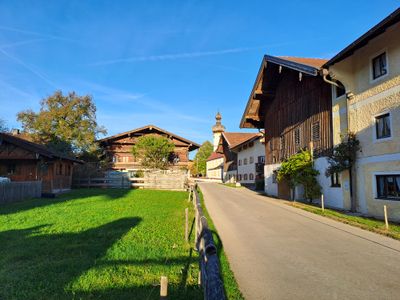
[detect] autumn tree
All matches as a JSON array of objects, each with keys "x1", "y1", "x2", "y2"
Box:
[
  {"x1": 132, "y1": 135, "x2": 175, "y2": 169},
  {"x1": 17, "y1": 91, "x2": 106, "y2": 155},
  {"x1": 191, "y1": 141, "x2": 213, "y2": 176}
]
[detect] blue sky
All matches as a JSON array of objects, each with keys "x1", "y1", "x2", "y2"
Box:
[{"x1": 0, "y1": 1, "x2": 399, "y2": 146}]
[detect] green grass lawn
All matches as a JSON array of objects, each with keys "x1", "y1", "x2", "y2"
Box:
[
  {"x1": 197, "y1": 188, "x2": 244, "y2": 300},
  {"x1": 288, "y1": 201, "x2": 400, "y2": 240},
  {"x1": 0, "y1": 188, "x2": 202, "y2": 300}
]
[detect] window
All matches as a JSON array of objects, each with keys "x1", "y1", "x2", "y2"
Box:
[
  {"x1": 66, "y1": 165, "x2": 71, "y2": 176},
  {"x1": 238, "y1": 159, "x2": 242, "y2": 166},
  {"x1": 243, "y1": 144, "x2": 248, "y2": 150},
  {"x1": 249, "y1": 156, "x2": 254, "y2": 164},
  {"x1": 376, "y1": 175, "x2": 400, "y2": 200},
  {"x1": 372, "y1": 52, "x2": 387, "y2": 80},
  {"x1": 238, "y1": 174, "x2": 242, "y2": 181},
  {"x1": 112, "y1": 155, "x2": 117, "y2": 163},
  {"x1": 294, "y1": 128, "x2": 300, "y2": 147},
  {"x1": 244, "y1": 158, "x2": 248, "y2": 165},
  {"x1": 331, "y1": 172, "x2": 341, "y2": 187},
  {"x1": 312, "y1": 122, "x2": 320, "y2": 141},
  {"x1": 7, "y1": 164, "x2": 16, "y2": 175},
  {"x1": 249, "y1": 142, "x2": 254, "y2": 147},
  {"x1": 375, "y1": 113, "x2": 391, "y2": 139},
  {"x1": 249, "y1": 173, "x2": 254, "y2": 180},
  {"x1": 258, "y1": 156, "x2": 265, "y2": 163},
  {"x1": 56, "y1": 163, "x2": 63, "y2": 175},
  {"x1": 244, "y1": 174, "x2": 248, "y2": 180}
]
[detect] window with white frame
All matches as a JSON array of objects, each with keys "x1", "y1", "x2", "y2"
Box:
[
  {"x1": 249, "y1": 156, "x2": 254, "y2": 164},
  {"x1": 244, "y1": 158, "x2": 248, "y2": 165},
  {"x1": 244, "y1": 174, "x2": 248, "y2": 180},
  {"x1": 375, "y1": 113, "x2": 391, "y2": 139},
  {"x1": 376, "y1": 174, "x2": 400, "y2": 200},
  {"x1": 330, "y1": 172, "x2": 341, "y2": 188},
  {"x1": 249, "y1": 173, "x2": 254, "y2": 180},
  {"x1": 238, "y1": 159, "x2": 242, "y2": 166},
  {"x1": 372, "y1": 52, "x2": 387, "y2": 80}
]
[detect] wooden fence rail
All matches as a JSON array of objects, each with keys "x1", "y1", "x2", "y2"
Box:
[
  {"x1": 73, "y1": 174, "x2": 187, "y2": 190},
  {"x1": 190, "y1": 184, "x2": 226, "y2": 300},
  {"x1": 0, "y1": 181, "x2": 42, "y2": 204}
]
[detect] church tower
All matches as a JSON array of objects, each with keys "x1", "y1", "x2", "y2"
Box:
[{"x1": 212, "y1": 112, "x2": 225, "y2": 151}]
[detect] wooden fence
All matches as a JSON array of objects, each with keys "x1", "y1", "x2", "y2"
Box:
[
  {"x1": 73, "y1": 171, "x2": 187, "y2": 190},
  {"x1": 0, "y1": 181, "x2": 42, "y2": 204},
  {"x1": 190, "y1": 184, "x2": 226, "y2": 300}
]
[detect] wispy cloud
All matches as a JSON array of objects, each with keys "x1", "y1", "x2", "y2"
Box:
[
  {"x1": 88, "y1": 45, "x2": 272, "y2": 66},
  {"x1": 0, "y1": 25, "x2": 77, "y2": 42},
  {"x1": 0, "y1": 38, "x2": 48, "y2": 49}
]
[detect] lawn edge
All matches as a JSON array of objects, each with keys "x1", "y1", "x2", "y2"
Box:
[{"x1": 197, "y1": 186, "x2": 245, "y2": 300}]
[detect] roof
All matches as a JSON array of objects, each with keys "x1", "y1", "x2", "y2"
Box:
[
  {"x1": 206, "y1": 151, "x2": 224, "y2": 161},
  {"x1": 325, "y1": 7, "x2": 400, "y2": 66},
  {"x1": 0, "y1": 133, "x2": 83, "y2": 163},
  {"x1": 240, "y1": 55, "x2": 326, "y2": 129},
  {"x1": 222, "y1": 132, "x2": 260, "y2": 149},
  {"x1": 279, "y1": 56, "x2": 328, "y2": 69},
  {"x1": 97, "y1": 124, "x2": 200, "y2": 151},
  {"x1": 230, "y1": 133, "x2": 263, "y2": 151}
]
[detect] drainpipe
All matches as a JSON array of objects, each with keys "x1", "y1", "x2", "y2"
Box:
[{"x1": 321, "y1": 68, "x2": 356, "y2": 212}]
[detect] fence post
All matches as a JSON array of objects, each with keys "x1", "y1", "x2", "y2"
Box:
[
  {"x1": 384, "y1": 205, "x2": 389, "y2": 230},
  {"x1": 160, "y1": 276, "x2": 168, "y2": 299},
  {"x1": 185, "y1": 208, "x2": 189, "y2": 242},
  {"x1": 321, "y1": 194, "x2": 324, "y2": 212}
]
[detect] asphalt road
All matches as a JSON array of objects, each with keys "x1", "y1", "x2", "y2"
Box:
[{"x1": 199, "y1": 183, "x2": 400, "y2": 300}]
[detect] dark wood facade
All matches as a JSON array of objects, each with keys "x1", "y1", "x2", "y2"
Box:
[
  {"x1": 241, "y1": 56, "x2": 333, "y2": 164},
  {"x1": 264, "y1": 71, "x2": 332, "y2": 164},
  {"x1": 0, "y1": 133, "x2": 81, "y2": 193},
  {"x1": 98, "y1": 125, "x2": 200, "y2": 171}
]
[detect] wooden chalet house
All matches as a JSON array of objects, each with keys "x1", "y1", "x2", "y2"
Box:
[
  {"x1": 98, "y1": 125, "x2": 200, "y2": 172},
  {"x1": 241, "y1": 55, "x2": 335, "y2": 200},
  {"x1": 0, "y1": 132, "x2": 82, "y2": 194}
]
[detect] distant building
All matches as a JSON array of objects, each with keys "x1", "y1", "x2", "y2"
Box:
[
  {"x1": 231, "y1": 134, "x2": 265, "y2": 187},
  {"x1": 0, "y1": 132, "x2": 82, "y2": 194},
  {"x1": 98, "y1": 125, "x2": 200, "y2": 172},
  {"x1": 207, "y1": 113, "x2": 259, "y2": 182}
]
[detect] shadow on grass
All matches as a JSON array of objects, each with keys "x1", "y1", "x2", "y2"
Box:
[
  {"x1": 0, "y1": 217, "x2": 141, "y2": 299},
  {"x1": 0, "y1": 188, "x2": 132, "y2": 216}
]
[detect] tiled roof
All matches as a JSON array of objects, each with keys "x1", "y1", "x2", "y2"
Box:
[
  {"x1": 222, "y1": 132, "x2": 260, "y2": 149},
  {"x1": 206, "y1": 151, "x2": 224, "y2": 161},
  {"x1": 278, "y1": 56, "x2": 328, "y2": 68}
]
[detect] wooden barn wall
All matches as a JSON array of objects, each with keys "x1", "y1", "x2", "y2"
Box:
[{"x1": 263, "y1": 71, "x2": 332, "y2": 164}]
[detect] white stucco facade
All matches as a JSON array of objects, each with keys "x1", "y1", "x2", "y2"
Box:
[
  {"x1": 236, "y1": 138, "x2": 265, "y2": 184},
  {"x1": 206, "y1": 157, "x2": 224, "y2": 181}
]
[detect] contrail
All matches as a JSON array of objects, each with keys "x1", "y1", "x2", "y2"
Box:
[
  {"x1": 88, "y1": 44, "x2": 277, "y2": 66},
  {"x1": 0, "y1": 47, "x2": 56, "y2": 87},
  {"x1": 0, "y1": 25, "x2": 77, "y2": 42}
]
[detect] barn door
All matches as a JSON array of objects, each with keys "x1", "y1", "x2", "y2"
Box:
[{"x1": 278, "y1": 179, "x2": 291, "y2": 200}]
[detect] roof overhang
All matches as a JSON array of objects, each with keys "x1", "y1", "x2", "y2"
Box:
[
  {"x1": 97, "y1": 124, "x2": 200, "y2": 151},
  {"x1": 240, "y1": 55, "x2": 324, "y2": 129},
  {"x1": 324, "y1": 7, "x2": 400, "y2": 67}
]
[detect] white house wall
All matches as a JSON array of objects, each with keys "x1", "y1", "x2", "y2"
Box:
[{"x1": 237, "y1": 139, "x2": 265, "y2": 184}]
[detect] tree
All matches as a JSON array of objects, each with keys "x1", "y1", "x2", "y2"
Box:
[
  {"x1": 132, "y1": 134, "x2": 175, "y2": 169},
  {"x1": 191, "y1": 141, "x2": 213, "y2": 176},
  {"x1": 326, "y1": 132, "x2": 360, "y2": 211},
  {"x1": 277, "y1": 149, "x2": 321, "y2": 201},
  {"x1": 0, "y1": 118, "x2": 8, "y2": 132},
  {"x1": 17, "y1": 91, "x2": 106, "y2": 155}
]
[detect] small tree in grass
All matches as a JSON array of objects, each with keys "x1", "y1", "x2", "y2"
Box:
[
  {"x1": 277, "y1": 149, "x2": 321, "y2": 201},
  {"x1": 132, "y1": 135, "x2": 175, "y2": 170},
  {"x1": 326, "y1": 132, "x2": 360, "y2": 211}
]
